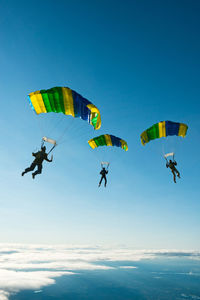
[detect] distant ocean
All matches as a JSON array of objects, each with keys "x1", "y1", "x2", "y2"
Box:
[{"x1": 9, "y1": 258, "x2": 200, "y2": 300}]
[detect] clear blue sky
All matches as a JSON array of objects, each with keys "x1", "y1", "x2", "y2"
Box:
[{"x1": 0, "y1": 0, "x2": 199, "y2": 249}]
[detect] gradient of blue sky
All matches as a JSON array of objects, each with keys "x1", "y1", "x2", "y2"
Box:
[{"x1": 0, "y1": 0, "x2": 199, "y2": 248}]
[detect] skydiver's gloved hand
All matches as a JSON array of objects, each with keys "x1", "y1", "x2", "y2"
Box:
[{"x1": 50, "y1": 155, "x2": 53, "y2": 162}]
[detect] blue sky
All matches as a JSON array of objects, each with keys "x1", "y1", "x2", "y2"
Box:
[{"x1": 0, "y1": 0, "x2": 199, "y2": 249}]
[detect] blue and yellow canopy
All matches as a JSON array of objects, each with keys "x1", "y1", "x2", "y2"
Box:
[
  {"x1": 28, "y1": 87, "x2": 101, "y2": 130},
  {"x1": 88, "y1": 134, "x2": 128, "y2": 151},
  {"x1": 141, "y1": 121, "x2": 188, "y2": 145}
]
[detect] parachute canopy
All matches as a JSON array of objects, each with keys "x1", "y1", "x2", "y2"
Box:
[
  {"x1": 28, "y1": 87, "x2": 101, "y2": 130},
  {"x1": 140, "y1": 121, "x2": 188, "y2": 146},
  {"x1": 88, "y1": 134, "x2": 128, "y2": 151}
]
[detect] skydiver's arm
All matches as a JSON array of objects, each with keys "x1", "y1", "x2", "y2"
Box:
[
  {"x1": 45, "y1": 158, "x2": 52, "y2": 162},
  {"x1": 44, "y1": 155, "x2": 53, "y2": 162}
]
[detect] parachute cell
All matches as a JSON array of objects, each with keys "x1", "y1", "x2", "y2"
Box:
[
  {"x1": 140, "y1": 121, "x2": 188, "y2": 145},
  {"x1": 88, "y1": 134, "x2": 128, "y2": 151},
  {"x1": 28, "y1": 87, "x2": 101, "y2": 130}
]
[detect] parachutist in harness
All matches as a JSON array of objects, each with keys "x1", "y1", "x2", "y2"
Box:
[
  {"x1": 21, "y1": 146, "x2": 53, "y2": 179},
  {"x1": 166, "y1": 159, "x2": 180, "y2": 183},
  {"x1": 99, "y1": 164, "x2": 109, "y2": 187}
]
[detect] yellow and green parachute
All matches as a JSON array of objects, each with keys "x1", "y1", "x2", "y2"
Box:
[
  {"x1": 140, "y1": 121, "x2": 188, "y2": 146},
  {"x1": 28, "y1": 86, "x2": 101, "y2": 130},
  {"x1": 88, "y1": 134, "x2": 128, "y2": 151}
]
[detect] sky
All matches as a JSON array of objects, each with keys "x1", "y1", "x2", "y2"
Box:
[{"x1": 0, "y1": 0, "x2": 200, "y2": 249}]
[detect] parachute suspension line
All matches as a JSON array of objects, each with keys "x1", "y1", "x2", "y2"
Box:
[
  {"x1": 161, "y1": 136, "x2": 176, "y2": 162},
  {"x1": 33, "y1": 111, "x2": 45, "y2": 140},
  {"x1": 48, "y1": 144, "x2": 56, "y2": 155},
  {"x1": 43, "y1": 113, "x2": 66, "y2": 144},
  {"x1": 71, "y1": 125, "x2": 95, "y2": 143},
  {"x1": 37, "y1": 113, "x2": 68, "y2": 146},
  {"x1": 47, "y1": 113, "x2": 66, "y2": 138},
  {"x1": 91, "y1": 146, "x2": 115, "y2": 168},
  {"x1": 62, "y1": 118, "x2": 89, "y2": 142},
  {"x1": 32, "y1": 111, "x2": 61, "y2": 144},
  {"x1": 56, "y1": 117, "x2": 75, "y2": 144},
  {"x1": 161, "y1": 138, "x2": 165, "y2": 158},
  {"x1": 164, "y1": 152, "x2": 175, "y2": 163},
  {"x1": 59, "y1": 130, "x2": 91, "y2": 147},
  {"x1": 58, "y1": 117, "x2": 94, "y2": 146},
  {"x1": 41, "y1": 138, "x2": 44, "y2": 148},
  {"x1": 41, "y1": 137, "x2": 57, "y2": 155}
]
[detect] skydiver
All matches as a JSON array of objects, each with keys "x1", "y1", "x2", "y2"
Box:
[
  {"x1": 166, "y1": 159, "x2": 180, "y2": 183},
  {"x1": 99, "y1": 167, "x2": 108, "y2": 187},
  {"x1": 21, "y1": 146, "x2": 53, "y2": 179}
]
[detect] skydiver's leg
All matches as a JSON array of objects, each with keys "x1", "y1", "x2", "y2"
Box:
[
  {"x1": 172, "y1": 170, "x2": 176, "y2": 183},
  {"x1": 99, "y1": 176, "x2": 103, "y2": 187},
  {"x1": 32, "y1": 164, "x2": 42, "y2": 179},
  {"x1": 174, "y1": 167, "x2": 180, "y2": 178},
  {"x1": 22, "y1": 163, "x2": 36, "y2": 176},
  {"x1": 104, "y1": 176, "x2": 107, "y2": 187}
]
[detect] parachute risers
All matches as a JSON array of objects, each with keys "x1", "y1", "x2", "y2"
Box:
[
  {"x1": 101, "y1": 162, "x2": 110, "y2": 169},
  {"x1": 164, "y1": 152, "x2": 174, "y2": 158},
  {"x1": 42, "y1": 136, "x2": 57, "y2": 146},
  {"x1": 164, "y1": 152, "x2": 175, "y2": 162},
  {"x1": 42, "y1": 136, "x2": 57, "y2": 155}
]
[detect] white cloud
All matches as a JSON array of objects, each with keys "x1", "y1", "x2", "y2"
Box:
[
  {"x1": 0, "y1": 244, "x2": 199, "y2": 300},
  {"x1": 0, "y1": 291, "x2": 10, "y2": 300},
  {"x1": 0, "y1": 269, "x2": 72, "y2": 300},
  {"x1": 119, "y1": 266, "x2": 137, "y2": 269},
  {"x1": 34, "y1": 290, "x2": 42, "y2": 293}
]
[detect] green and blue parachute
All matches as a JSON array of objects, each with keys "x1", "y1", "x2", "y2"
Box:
[
  {"x1": 140, "y1": 121, "x2": 188, "y2": 146},
  {"x1": 28, "y1": 86, "x2": 101, "y2": 130},
  {"x1": 88, "y1": 134, "x2": 128, "y2": 151}
]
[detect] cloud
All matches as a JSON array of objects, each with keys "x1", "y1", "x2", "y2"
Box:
[
  {"x1": 0, "y1": 291, "x2": 10, "y2": 300},
  {"x1": 119, "y1": 266, "x2": 137, "y2": 269},
  {"x1": 0, "y1": 244, "x2": 199, "y2": 299},
  {"x1": 0, "y1": 269, "x2": 72, "y2": 300}
]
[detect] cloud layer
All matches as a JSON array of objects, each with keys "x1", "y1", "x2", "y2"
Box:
[{"x1": 0, "y1": 244, "x2": 199, "y2": 300}]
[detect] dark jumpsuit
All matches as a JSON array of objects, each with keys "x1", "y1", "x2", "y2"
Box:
[
  {"x1": 166, "y1": 161, "x2": 180, "y2": 183},
  {"x1": 99, "y1": 168, "x2": 108, "y2": 187},
  {"x1": 23, "y1": 151, "x2": 51, "y2": 177}
]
